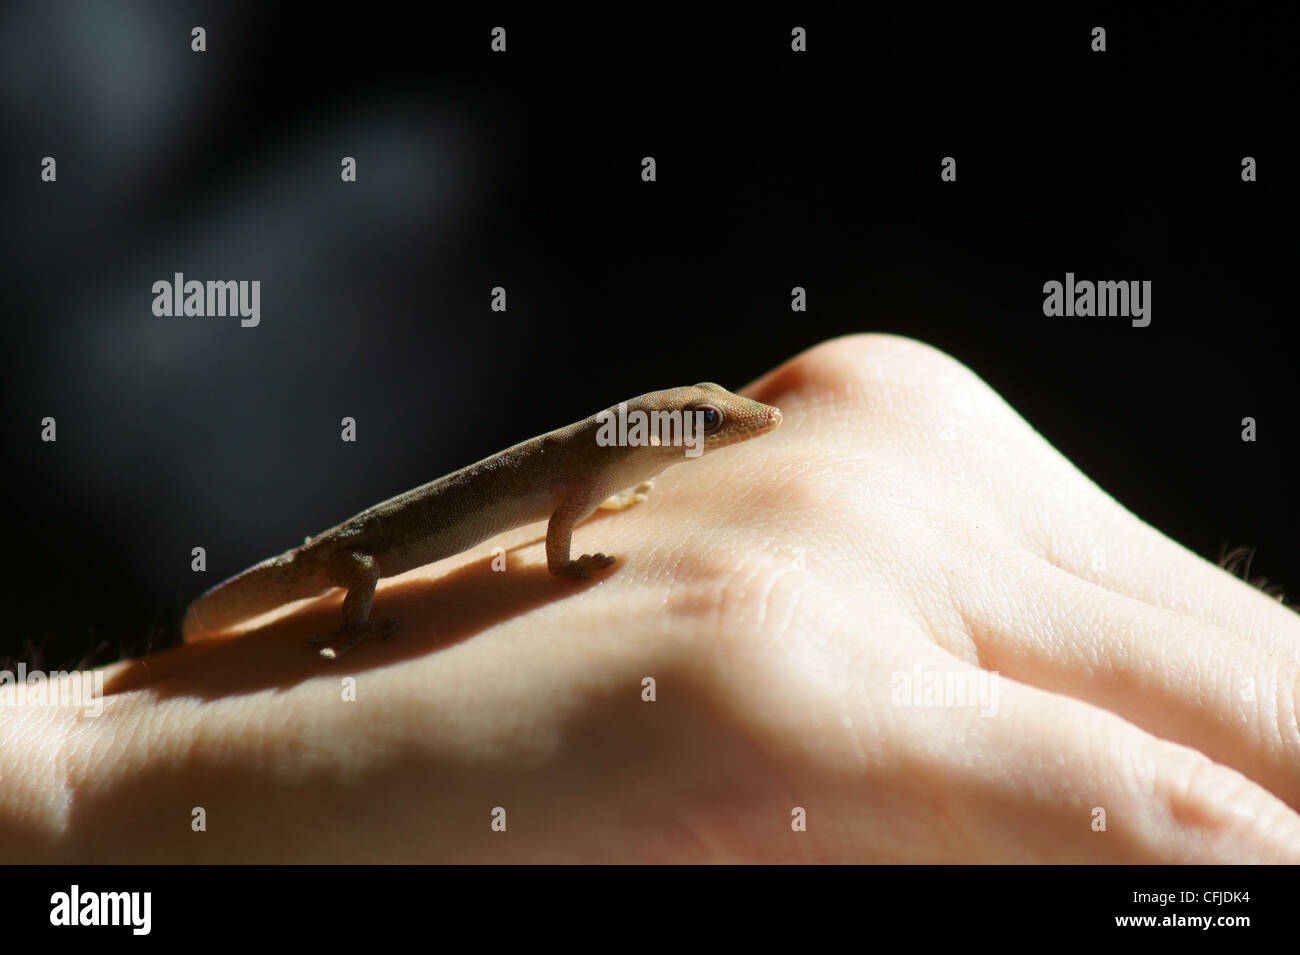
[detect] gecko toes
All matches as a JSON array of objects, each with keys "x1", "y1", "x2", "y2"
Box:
[
  {"x1": 580, "y1": 553, "x2": 616, "y2": 574},
  {"x1": 555, "y1": 554, "x2": 616, "y2": 579}
]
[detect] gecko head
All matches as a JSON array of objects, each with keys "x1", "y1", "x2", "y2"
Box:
[
  {"x1": 684, "y1": 382, "x2": 783, "y2": 452},
  {"x1": 620, "y1": 382, "x2": 782, "y2": 457}
]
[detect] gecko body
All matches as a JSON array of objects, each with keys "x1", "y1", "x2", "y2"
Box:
[{"x1": 182, "y1": 383, "x2": 781, "y2": 657}]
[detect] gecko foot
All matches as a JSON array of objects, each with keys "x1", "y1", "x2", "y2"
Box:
[
  {"x1": 309, "y1": 617, "x2": 399, "y2": 660},
  {"x1": 556, "y1": 553, "x2": 616, "y2": 580}
]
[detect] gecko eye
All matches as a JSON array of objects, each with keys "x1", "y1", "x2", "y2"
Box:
[{"x1": 697, "y1": 404, "x2": 724, "y2": 434}]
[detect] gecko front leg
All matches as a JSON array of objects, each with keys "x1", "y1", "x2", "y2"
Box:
[
  {"x1": 308, "y1": 550, "x2": 398, "y2": 659},
  {"x1": 547, "y1": 483, "x2": 618, "y2": 579}
]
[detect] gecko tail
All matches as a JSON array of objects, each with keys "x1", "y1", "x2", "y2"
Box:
[{"x1": 182, "y1": 556, "x2": 333, "y2": 642}]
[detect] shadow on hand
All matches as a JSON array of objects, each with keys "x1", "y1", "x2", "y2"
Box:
[{"x1": 103, "y1": 539, "x2": 613, "y2": 700}]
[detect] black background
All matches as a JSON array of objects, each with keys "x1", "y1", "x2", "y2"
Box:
[{"x1": 1, "y1": 5, "x2": 1293, "y2": 668}]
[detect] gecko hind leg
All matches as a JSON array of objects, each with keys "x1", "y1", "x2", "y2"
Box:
[{"x1": 307, "y1": 550, "x2": 398, "y2": 659}]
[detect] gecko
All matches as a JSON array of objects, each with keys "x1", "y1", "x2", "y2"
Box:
[{"x1": 182, "y1": 383, "x2": 782, "y2": 658}]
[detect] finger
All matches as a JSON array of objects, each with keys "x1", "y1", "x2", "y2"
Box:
[
  {"x1": 1023, "y1": 479, "x2": 1300, "y2": 664},
  {"x1": 951, "y1": 549, "x2": 1300, "y2": 808},
  {"x1": 885, "y1": 663, "x2": 1300, "y2": 862}
]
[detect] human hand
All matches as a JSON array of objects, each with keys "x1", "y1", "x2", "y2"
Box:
[{"x1": 6, "y1": 334, "x2": 1297, "y2": 862}]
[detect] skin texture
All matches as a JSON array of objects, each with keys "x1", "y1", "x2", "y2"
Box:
[{"x1": 3, "y1": 334, "x2": 1299, "y2": 862}]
